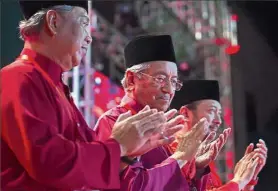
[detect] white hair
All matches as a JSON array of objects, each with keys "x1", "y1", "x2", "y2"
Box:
[
  {"x1": 19, "y1": 5, "x2": 74, "y2": 40},
  {"x1": 121, "y1": 63, "x2": 150, "y2": 91}
]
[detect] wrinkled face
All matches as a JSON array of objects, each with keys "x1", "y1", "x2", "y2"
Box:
[
  {"x1": 51, "y1": 6, "x2": 92, "y2": 70},
  {"x1": 191, "y1": 100, "x2": 222, "y2": 133},
  {"x1": 132, "y1": 61, "x2": 178, "y2": 111}
]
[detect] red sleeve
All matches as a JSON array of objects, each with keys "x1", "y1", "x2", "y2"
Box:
[
  {"x1": 206, "y1": 181, "x2": 239, "y2": 191},
  {"x1": 120, "y1": 158, "x2": 187, "y2": 190},
  {"x1": 1, "y1": 67, "x2": 121, "y2": 190}
]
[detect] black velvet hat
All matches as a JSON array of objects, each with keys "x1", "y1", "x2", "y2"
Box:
[
  {"x1": 124, "y1": 34, "x2": 176, "y2": 68},
  {"x1": 19, "y1": 0, "x2": 88, "y2": 20},
  {"x1": 171, "y1": 80, "x2": 220, "y2": 109}
]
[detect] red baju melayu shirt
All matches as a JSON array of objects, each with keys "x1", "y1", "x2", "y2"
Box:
[{"x1": 1, "y1": 48, "x2": 122, "y2": 191}]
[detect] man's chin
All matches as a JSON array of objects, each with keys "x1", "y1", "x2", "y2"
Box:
[{"x1": 159, "y1": 103, "x2": 170, "y2": 112}]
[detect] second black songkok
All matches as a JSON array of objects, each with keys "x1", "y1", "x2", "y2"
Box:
[
  {"x1": 124, "y1": 35, "x2": 176, "y2": 68},
  {"x1": 171, "y1": 80, "x2": 220, "y2": 109}
]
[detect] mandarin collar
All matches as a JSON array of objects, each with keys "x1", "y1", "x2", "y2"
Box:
[
  {"x1": 20, "y1": 48, "x2": 63, "y2": 85},
  {"x1": 120, "y1": 95, "x2": 145, "y2": 113}
]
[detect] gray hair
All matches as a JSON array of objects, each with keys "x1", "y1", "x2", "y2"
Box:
[
  {"x1": 19, "y1": 5, "x2": 74, "y2": 40},
  {"x1": 121, "y1": 63, "x2": 150, "y2": 91}
]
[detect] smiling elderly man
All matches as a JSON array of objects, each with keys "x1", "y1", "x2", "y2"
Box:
[{"x1": 94, "y1": 34, "x2": 218, "y2": 191}]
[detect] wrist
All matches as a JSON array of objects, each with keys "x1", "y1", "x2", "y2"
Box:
[
  {"x1": 118, "y1": 143, "x2": 127, "y2": 157},
  {"x1": 170, "y1": 151, "x2": 188, "y2": 168},
  {"x1": 232, "y1": 177, "x2": 248, "y2": 190},
  {"x1": 248, "y1": 177, "x2": 259, "y2": 186}
]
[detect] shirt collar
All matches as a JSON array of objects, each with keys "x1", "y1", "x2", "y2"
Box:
[
  {"x1": 20, "y1": 48, "x2": 63, "y2": 85},
  {"x1": 120, "y1": 95, "x2": 145, "y2": 114}
]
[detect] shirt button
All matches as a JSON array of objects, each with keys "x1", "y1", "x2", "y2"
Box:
[{"x1": 77, "y1": 123, "x2": 80, "y2": 127}]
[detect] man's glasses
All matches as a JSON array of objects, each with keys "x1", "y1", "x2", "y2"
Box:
[{"x1": 138, "y1": 72, "x2": 183, "y2": 91}]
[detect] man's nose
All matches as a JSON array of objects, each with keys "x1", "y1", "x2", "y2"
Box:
[
  {"x1": 213, "y1": 115, "x2": 222, "y2": 125},
  {"x1": 161, "y1": 81, "x2": 175, "y2": 94}
]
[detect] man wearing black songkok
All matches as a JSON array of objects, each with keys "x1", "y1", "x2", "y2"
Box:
[
  {"x1": 94, "y1": 35, "x2": 218, "y2": 191},
  {"x1": 170, "y1": 80, "x2": 268, "y2": 191}
]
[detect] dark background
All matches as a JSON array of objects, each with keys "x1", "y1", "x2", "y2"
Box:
[{"x1": 229, "y1": 1, "x2": 278, "y2": 189}]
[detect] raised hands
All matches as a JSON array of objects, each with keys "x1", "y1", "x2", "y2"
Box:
[
  {"x1": 110, "y1": 106, "x2": 187, "y2": 157},
  {"x1": 111, "y1": 105, "x2": 166, "y2": 156},
  {"x1": 173, "y1": 117, "x2": 210, "y2": 162},
  {"x1": 195, "y1": 128, "x2": 231, "y2": 169},
  {"x1": 129, "y1": 108, "x2": 186, "y2": 157},
  {"x1": 240, "y1": 139, "x2": 268, "y2": 191},
  {"x1": 232, "y1": 152, "x2": 260, "y2": 190}
]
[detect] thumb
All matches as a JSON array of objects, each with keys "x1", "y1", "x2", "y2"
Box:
[
  {"x1": 116, "y1": 110, "x2": 132, "y2": 122},
  {"x1": 245, "y1": 143, "x2": 254, "y2": 155}
]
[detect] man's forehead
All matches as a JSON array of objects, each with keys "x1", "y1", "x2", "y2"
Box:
[
  {"x1": 147, "y1": 61, "x2": 178, "y2": 75},
  {"x1": 198, "y1": 99, "x2": 222, "y2": 109},
  {"x1": 72, "y1": 6, "x2": 88, "y2": 17}
]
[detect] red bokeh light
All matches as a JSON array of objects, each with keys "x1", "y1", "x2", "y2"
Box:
[
  {"x1": 231, "y1": 14, "x2": 238, "y2": 21},
  {"x1": 179, "y1": 62, "x2": 189, "y2": 71},
  {"x1": 214, "y1": 38, "x2": 229, "y2": 46},
  {"x1": 225, "y1": 45, "x2": 240, "y2": 55}
]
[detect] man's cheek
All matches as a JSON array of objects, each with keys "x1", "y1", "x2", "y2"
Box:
[{"x1": 204, "y1": 113, "x2": 214, "y2": 125}]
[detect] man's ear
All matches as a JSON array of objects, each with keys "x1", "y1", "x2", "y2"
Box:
[
  {"x1": 180, "y1": 105, "x2": 189, "y2": 118},
  {"x1": 126, "y1": 71, "x2": 135, "y2": 91},
  {"x1": 45, "y1": 10, "x2": 62, "y2": 36}
]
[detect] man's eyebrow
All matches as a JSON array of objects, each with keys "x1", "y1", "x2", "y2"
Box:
[
  {"x1": 151, "y1": 71, "x2": 178, "y2": 78},
  {"x1": 208, "y1": 105, "x2": 221, "y2": 111}
]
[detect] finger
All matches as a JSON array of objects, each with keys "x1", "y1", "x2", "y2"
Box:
[
  {"x1": 253, "y1": 150, "x2": 267, "y2": 165},
  {"x1": 223, "y1": 128, "x2": 231, "y2": 140},
  {"x1": 164, "y1": 109, "x2": 178, "y2": 120},
  {"x1": 216, "y1": 134, "x2": 224, "y2": 148},
  {"x1": 164, "y1": 115, "x2": 186, "y2": 129},
  {"x1": 256, "y1": 143, "x2": 268, "y2": 152},
  {"x1": 138, "y1": 113, "x2": 166, "y2": 133},
  {"x1": 129, "y1": 109, "x2": 157, "y2": 122},
  {"x1": 136, "y1": 111, "x2": 165, "y2": 128},
  {"x1": 254, "y1": 148, "x2": 267, "y2": 156},
  {"x1": 192, "y1": 117, "x2": 207, "y2": 132},
  {"x1": 259, "y1": 139, "x2": 266, "y2": 145},
  {"x1": 163, "y1": 124, "x2": 183, "y2": 137},
  {"x1": 155, "y1": 136, "x2": 175, "y2": 147},
  {"x1": 256, "y1": 143, "x2": 268, "y2": 153},
  {"x1": 245, "y1": 143, "x2": 254, "y2": 155},
  {"x1": 192, "y1": 117, "x2": 209, "y2": 137},
  {"x1": 116, "y1": 110, "x2": 132, "y2": 122},
  {"x1": 252, "y1": 153, "x2": 266, "y2": 162},
  {"x1": 138, "y1": 105, "x2": 151, "y2": 113},
  {"x1": 203, "y1": 132, "x2": 216, "y2": 144}
]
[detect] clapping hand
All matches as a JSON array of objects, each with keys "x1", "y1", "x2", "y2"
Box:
[{"x1": 195, "y1": 128, "x2": 231, "y2": 169}]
